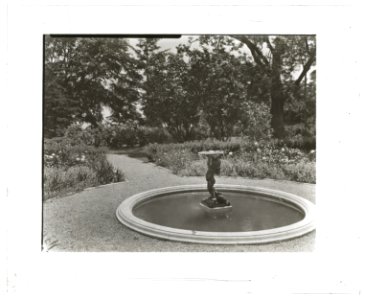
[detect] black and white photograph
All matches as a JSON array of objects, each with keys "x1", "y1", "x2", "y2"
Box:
[
  {"x1": 2, "y1": 1, "x2": 365, "y2": 299},
  {"x1": 42, "y1": 34, "x2": 316, "y2": 251}
]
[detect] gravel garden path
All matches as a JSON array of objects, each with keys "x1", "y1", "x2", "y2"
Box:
[{"x1": 43, "y1": 154, "x2": 315, "y2": 252}]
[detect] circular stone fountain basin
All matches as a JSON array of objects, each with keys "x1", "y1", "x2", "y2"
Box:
[{"x1": 116, "y1": 184, "x2": 315, "y2": 244}]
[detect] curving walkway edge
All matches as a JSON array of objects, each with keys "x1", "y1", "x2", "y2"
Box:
[{"x1": 43, "y1": 154, "x2": 316, "y2": 252}]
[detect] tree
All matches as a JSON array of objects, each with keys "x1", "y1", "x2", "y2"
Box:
[
  {"x1": 44, "y1": 37, "x2": 78, "y2": 137},
  {"x1": 182, "y1": 36, "x2": 250, "y2": 140},
  {"x1": 232, "y1": 35, "x2": 316, "y2": 138},
  {"x1": 44, "y1": 36, "x2": 142, "y2": 137},
  {"x1": 44, "y1": 64, "x2": 81, "y2": 137},
  {"x1": 135, "y1": 38, "x2": 201, "y2": 141}
]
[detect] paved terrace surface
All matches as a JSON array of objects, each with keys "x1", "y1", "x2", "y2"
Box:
[{"x1": 43, "y1": 154, "x2": 316, "y2": 252}]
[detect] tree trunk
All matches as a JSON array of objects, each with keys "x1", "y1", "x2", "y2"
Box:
[
  {"x1": 270, "y1": 77, "x2": 286, "y2": 139},
  {"x1": 231, "y1": 36, "x2": 315, "y2": 140},
  {"x1": 270, "y1": 51, "x2": 286, "y2": 139}
]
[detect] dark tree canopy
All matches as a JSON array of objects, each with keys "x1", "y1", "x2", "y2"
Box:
[
  {"x1": 44, "y1": 35, "x2": 315, "y2": 145},
  {"x1": 183, "y1": 36, "x2": 250, "y2": 140},
  {"x1": 44, "y1": 36, "x2": 142, "y2": 137},
  {"x1": 135, "y1": 38, "x2": 201, "y2": 141},
  {"x1": 232, "y1": 35, "x2": 316, "y2": 138}
]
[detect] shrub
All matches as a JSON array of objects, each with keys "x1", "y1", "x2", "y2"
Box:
[
  {"x1": 43, "y1": 137, "x2": 125, "y2": 199},
  {"x1": 44, "y1": 166, "x2": 97, "y2": 199},
  {"x1": 136, "y1": 126, "x2": 172, "y2": 146},
  {"x1": 105, "y1": 124, "x2": 137, "y2": 148},
  {"x1": 44, "y1": 163, "x2": 124, "y2": 200},
  {"x1": 85, "y1": 126, "x2": 107, "y2": 147},
  {"x1": 284, "y1": 134, "x2": 316, "y2": 151},
  {"x1": 64, "y1": 123, "x2": 102, "y2": 147},
  {"x1": 145, "y1": 143, "x2": 197, "y2": 170},
  {"x1": 91, "y1": 158, "x2": 123, "y2": 185},
  {"x1": 231, "y1": 160, "x2": 257, "y2": 177},
  {"x1": 44, "y1": 137, "x2": 107, "y2": 167},
  {"x1": 282, "y1": 162, "x2": 316, "y2": 183},
  {"x1": 220, "y1": 159, "x2": 238, "y2": 177},
  {"x1": 144, "y1": 139, "x2": 241, "y2": 163},
  {"x1": 239, "y1": 101, "x2": 272, "y2": 140},
  {"x1": 102, "y1": 124, "x2": 172, "y2": 149},
  {"x1": 179, "y1": 160, "x2": 207, "y2": 176},
  {"x1": 186, "y1": 140, "x2": 241, "y2": 154},
  {"x1": 145, "y1": 138, "x2": 316, "y2": 183}
]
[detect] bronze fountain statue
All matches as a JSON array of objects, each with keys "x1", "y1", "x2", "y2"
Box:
[{"x1": 199, "y1": 151, "x2": 232, "y2": 213}]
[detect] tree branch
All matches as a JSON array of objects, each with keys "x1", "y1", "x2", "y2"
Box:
[
  {"x1": 305, "y1": 37, "x2": 310, "y2": 55},
  {"x1": 295, "y1": 49, "x2": 316, "y2": 86},
  {"x1": 265, "y1": 37, "x2": 274, "y2": 53},
  {"x1": 250, "y1": 49, "x2": 266, "y2": 68},
  {"x1": 232, "y1": 35, "x2": 270, "y2": 70}
]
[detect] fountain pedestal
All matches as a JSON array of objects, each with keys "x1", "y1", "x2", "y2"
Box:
[{"x1": 198, "y1": 150, "x2": 232, "y2": 216}]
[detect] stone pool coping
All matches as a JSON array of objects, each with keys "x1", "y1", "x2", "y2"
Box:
[{"x1": 116, "y1": 184, "x2": 315, "y2": 245}]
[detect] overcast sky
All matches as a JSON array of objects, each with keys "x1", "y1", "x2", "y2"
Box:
[{"x1": 127, "y1": 35, "x2": 200, "y2": 52}]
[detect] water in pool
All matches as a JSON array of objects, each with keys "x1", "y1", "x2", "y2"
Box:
[{"x1": 133, "y1": 191, "x2": 304, "y2": 232}]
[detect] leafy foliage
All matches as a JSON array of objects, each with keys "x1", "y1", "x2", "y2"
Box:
[
  {"x1": 44, "y1": 36, "x2": 142, "y2": 137},
  {"x1": 239, "y1": 101, "x2": 272, "y2": 139},
  {"x1": 44, "y1": 35, "x2": 316, "y2": 148},
  {"x1": 44, "y1": 64, "x2": 81, "y2": 137},
  {"x1": 232, "y1": 35, "x2": 316, "y2": 138},
  {"x1": 182, "y1": 36, "x2": 251, "y2": 140},
  {"x1": 144, "y1": 139, "x2": 241, "y2": 162},
  {"x1": 102, "y1": 123, "x2": 172, "y2": 148},
  {"x1": 43, "y1": 137, "x2": 124, "y2": 199},
  {"x1": 144, "y1": 138, "x2": 315, "y2": 183},
  {"x1": 136, "y1": 39, "x2": 201, "y2": 141}
]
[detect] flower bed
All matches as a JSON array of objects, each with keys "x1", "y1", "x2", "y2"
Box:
[
  {"x1": 144, "y1": 138, "x2": 316, "y2": 183},
  {"x1": 44, "y1": 138, "x2": 124, "y2": 199}
]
